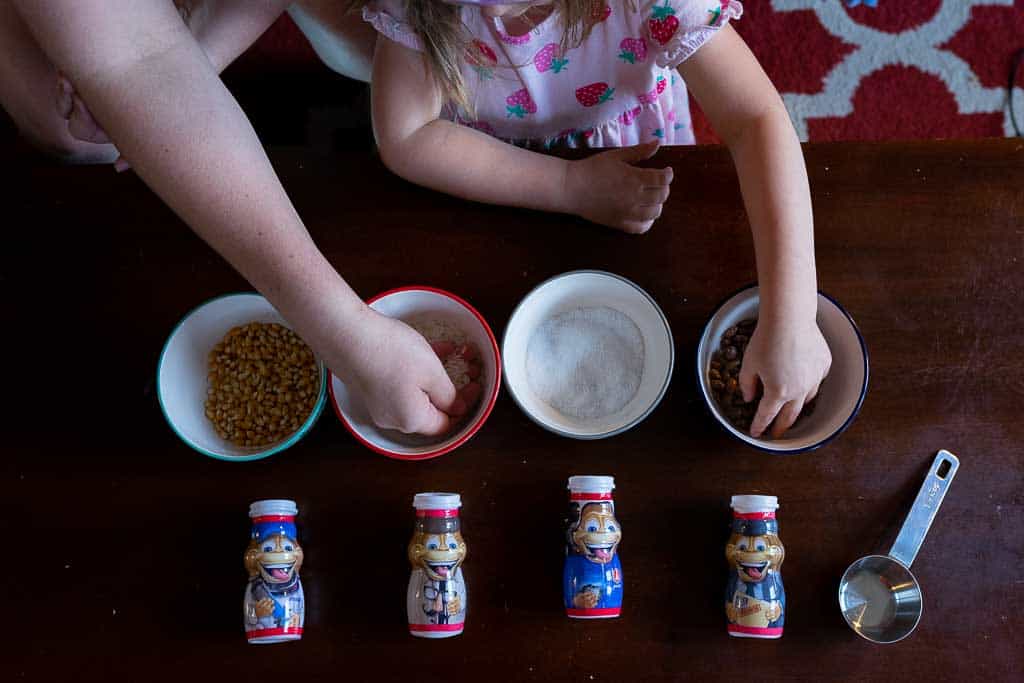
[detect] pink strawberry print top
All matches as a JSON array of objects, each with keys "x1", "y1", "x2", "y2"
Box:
[{"x1": 365, "y1": 0, "x2": 743, "y2": 147}]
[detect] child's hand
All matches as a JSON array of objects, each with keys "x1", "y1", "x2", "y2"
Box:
[
  {"x1": 565, "y1": 141, "x2": 673, "y2": 234},
  {"x1": 739, "y1": 318, "x2": 831, "y2": 438},
  {"x1": 341, "y1": 310, "x2": 471, "y2": 436}
]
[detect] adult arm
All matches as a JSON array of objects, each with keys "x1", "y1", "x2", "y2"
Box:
[{"x1": 15, "y1": 0, "x2": 463, "y2": 434}]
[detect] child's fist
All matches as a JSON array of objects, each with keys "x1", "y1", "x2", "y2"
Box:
[{"x1": 565, "y1": 141, "x2": 673, "y2": 234}]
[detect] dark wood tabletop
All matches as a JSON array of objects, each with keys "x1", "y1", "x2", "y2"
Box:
[{"x1": 5, "y1": 138, "x2": 1023, "y2": 682}]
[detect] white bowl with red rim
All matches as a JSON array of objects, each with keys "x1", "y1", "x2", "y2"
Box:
[{"x1": 329, "y1": 286, "x2": 501, "y2": 460}]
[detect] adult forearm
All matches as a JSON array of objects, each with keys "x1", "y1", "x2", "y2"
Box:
[
  {"x1": 380, "y1": 119, "x2": 574, "y2": 215},
  {"x1": 15, "y1": 0, "x2": 369, "y2": 367},
  {"x1": 728, "y1": 103, "x2": 818, "y2": 324}
]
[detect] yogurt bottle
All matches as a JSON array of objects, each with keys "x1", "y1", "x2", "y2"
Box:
[
  {"x1": 563, "y1": 475, "x2": 623, "y2": 618},
  {"x1": 407, "y1": 492, "x2": 468, "y2": 638},
  {"x1": 725, "y1": 494, "x2": 786, "y2": 639},
  {"x1": 243, "y1": 499, "x2": 305, "y2": 643}
]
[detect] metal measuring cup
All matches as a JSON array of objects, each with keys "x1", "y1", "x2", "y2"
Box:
[{"x1": 838, "y1": 450, "x2": 959, "y2": 644}]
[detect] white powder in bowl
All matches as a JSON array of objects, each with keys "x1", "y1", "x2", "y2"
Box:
[{"x1": 525, "y1": 306, "x2": 645, "y2": 421}]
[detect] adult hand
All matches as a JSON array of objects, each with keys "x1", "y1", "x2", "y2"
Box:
[
  {"x1": 564, "y1": 140, "x2": 674, "y2": 234},
  {"x1": 341, "y1": 310, "x2": 474, "y2": 436},
  {"x1": 739, "y1": 318, "x2": 831, "y2": 438}
]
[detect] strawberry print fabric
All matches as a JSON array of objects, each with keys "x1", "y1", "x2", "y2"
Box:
[{"x1": 364, "y1": 0, "x2": 743, "y2": 148}]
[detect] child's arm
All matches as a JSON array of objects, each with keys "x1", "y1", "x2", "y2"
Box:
[
  {"x1": 678, "y1": 25, "x2": 831, "y2": 438},
  {"x1": 183, "y1": 0, "x2": 293, "y2": 73},
  {"x1": 372, "y1": 37, "x2": 674, "y2": 234},
  {"x1": 16, "y1": 0, "x2": 465, "y2": 435}
]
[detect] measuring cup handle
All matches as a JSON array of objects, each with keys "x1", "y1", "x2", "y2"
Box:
[{"x1": 889, "y1": 450, "x2": 959, "y2": 568}]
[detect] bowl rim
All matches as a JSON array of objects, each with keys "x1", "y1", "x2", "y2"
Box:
[
  {"x1": 501, "y1": 269, "x2": 675, "y2": 440},
  {"x1": 156, "y1": 291, "x2": 328, "y2": 462},
  {"x1": 328, "y1": 285, "x2": 502, "y2": 461},
  {"x1": 696, "y1": 283, "x2": 869, "y2": 455}
]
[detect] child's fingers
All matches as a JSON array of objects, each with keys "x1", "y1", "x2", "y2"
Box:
[
  {"x1": 608, "y1": 140, "x2": 660, "y2": 164},
  {"x1": 632, "y1": 203, "x2": 663, "y2": 222},
  {"x1": 638, "y1": 166, "x2": 673, "y2": 187},
  {"x1": 620, "y1": 219, "x2": 655, "y2": 235},
  {"x1": 750, "y1": 395, "x2": 785, "y2": 438},
  {"x1": 640, "y1": 185, "x2": 671, "y2": 205},
  {"x1": 738, "y1": 363, "x2": 759, "y2": 403},
  {"x1": 770, "y1": 398, "x2": 805, "y2": 439}
]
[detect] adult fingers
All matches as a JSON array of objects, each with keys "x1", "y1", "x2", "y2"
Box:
[
  {"x1": 410, "y1": 396, "x2": 453, "y2": 436},
  {"x1": 750, "y1": 395, "x2": 785, "y2": 438},
  {"x1": 113, "y1": 156, "x2": 132, "y2": 173},
  {"x1": 770, "y1": 399, "x2": 805, "y2": 439},
  {"x1": 422, "y1": 360, "x2": 458, "y2": 417}
]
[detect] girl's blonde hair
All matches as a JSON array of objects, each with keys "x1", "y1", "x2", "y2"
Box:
[{"x1": 354, "y1": 0, "x2": 605, "y2": 113}]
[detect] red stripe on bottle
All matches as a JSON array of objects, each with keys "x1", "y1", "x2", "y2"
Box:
[
  {"x1": 246, "y1": 626, "x2": 303, "y2": 639},
  {"x1": 415, "y1": 509, "x2": 460, "y2": 518},
  {"x1": 727, "y1": 624, "x2": 783, "y2": 636},
  {"x1": 408, "y1": 623, "x2": 465, "y2": 632},
  {"x1": 733, "y1": 511, "x2": 776, "y2": 520},
  {"x1": 570, "y1": 492, "x2": 613, "y2": 501},
  {"x1": 566, "y1": 607, "x2": 621, "y2": 617},
  {"x1": 251, "y1": 515, "x2": 296, "y2": 523}
]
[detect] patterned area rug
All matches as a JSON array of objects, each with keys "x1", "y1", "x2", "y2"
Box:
[
  {"x1": 231, "y1": 1, "x2": 1024, "y2": 144},
  {"x1": 701, "y1": 0, "x2": 1024, "y2": 142}
]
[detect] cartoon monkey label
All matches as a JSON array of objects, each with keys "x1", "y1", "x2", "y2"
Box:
[
  {"x1": 564, "y1": 476, "x2": 623, "y2": 618},
  {"x1": 244, "y1": 499, "x2": 305, "y2": 644},
  {"x1": 407, "y1": 493, "x2": 468, "y2": 638},
  {"x1": 725, "y1": 495, "x2": 785, "y2": 639}
]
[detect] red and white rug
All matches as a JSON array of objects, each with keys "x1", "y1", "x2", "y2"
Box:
[
  {"x1": 236, "y1": 1, "x2": 1024, "y2": 144},
  {"x1": 699, "y1": 0, "x2": 1024, "y2": 142}
]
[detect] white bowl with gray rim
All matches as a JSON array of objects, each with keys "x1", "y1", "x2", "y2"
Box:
[
  {"x1": 696, "y1": 284, "x2": 868, "y2": 454},
  {"x1": 502, "y1": 270, "x2": 674, "y2": 439}
]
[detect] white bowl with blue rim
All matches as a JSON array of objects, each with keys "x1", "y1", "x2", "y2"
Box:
[
  {"x1": 697, "y1": 285, "x2": 868, "y2": 454},
  {"x1": 502, "y1": 270, "x2": 674, "y2": 439},
  {"x1": 157, "y1": 293, "x2": 327, "y2": 461}
]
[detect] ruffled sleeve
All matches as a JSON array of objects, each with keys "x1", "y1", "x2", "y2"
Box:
[
  {"x1": 641, "y1": 0, "x2": 743, "y2": 69},
  {"x1": 363, "y1": 0, "x2": 424, "y2": 52}
]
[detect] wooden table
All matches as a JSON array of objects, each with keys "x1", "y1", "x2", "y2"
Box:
[{"x1": 5, "y1": 139, "x2": 1023, "y2": 682}]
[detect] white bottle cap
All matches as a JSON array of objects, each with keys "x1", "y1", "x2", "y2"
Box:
[
  {"x1": 567, "y1": 475, "x2": 616, "y2": 494},
  {"x1": 249, "y1": 499, "x2": 298, "y2": 518},
  {"x1": 730, "y1": 495, "x2": 779, "y2": 514},
  {"x1": 412, "y1": 492, "x2": 462, "y2": 510}
]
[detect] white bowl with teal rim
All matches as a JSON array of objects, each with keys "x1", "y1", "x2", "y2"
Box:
[
  {"x1": 502, "y1": 270, "x2": 675, "y2": 439},
  {"x1": 696, "y1": 285, "x2": 868, "y2": 454},
  {"x1": 157, "y1": 293, "x2": 327, "y2": 461}
]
